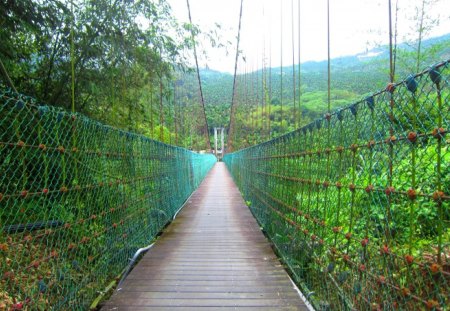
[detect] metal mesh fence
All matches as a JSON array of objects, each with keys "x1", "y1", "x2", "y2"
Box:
[
  {"x1": 0, "y1": 87, "x2": 216, "y2": 310},
  {"x1": 224, "y1": 60, "x2": 449, "y2": 310}
]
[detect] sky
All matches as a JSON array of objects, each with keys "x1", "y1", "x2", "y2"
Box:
[{"x1": 167, "y1": 0, "x2": 450, "y2": 73}]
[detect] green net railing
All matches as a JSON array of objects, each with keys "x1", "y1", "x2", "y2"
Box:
[
  {"x1": 0, "y1": 87, "x2": 216, "y2": 310},
  {"x1": 224, "y1": 60, "x2": 449, "y2": 310}
]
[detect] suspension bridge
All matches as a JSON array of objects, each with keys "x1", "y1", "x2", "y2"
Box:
[{"x1": 1, "y1": 0, "x2": 449, "y2": 310}]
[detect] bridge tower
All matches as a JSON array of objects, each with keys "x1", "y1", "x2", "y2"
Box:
[{"x1": 214, "y1": 127, "x2": 225, "y2": 160}]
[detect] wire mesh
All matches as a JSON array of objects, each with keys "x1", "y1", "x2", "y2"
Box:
[
  {"x1": 224, "y1": 60, "x2": 449, "y2": 310},
  {"x1": 0, "y1": 87, "x2": 216, "y2": 310}
]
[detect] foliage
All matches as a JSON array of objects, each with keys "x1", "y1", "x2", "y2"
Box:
[
  {"x1": 224, "y1": 61, "x2": 450, "y2": 310},
  {"x1": 172, "y1": 34, "x2": 450, "y2": 151},
  {"x1": 0, "y1": 0, "x2": 214, "y2": 151},
  {"x1": 0, "y1": 87, "x2": 217, "y2": 309}
]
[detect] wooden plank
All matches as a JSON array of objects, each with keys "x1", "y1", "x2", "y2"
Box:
[
  {"x1": 102, "y1": 307, "x2": 302, "y2": 311},
  {"x1": 104, "y1": 291, "x2": 300, "y2": 300},
  {"x1": 101, "y1": 163, "x2": 308, "y2": 310},
  {"x1": 110, "y1": 285, "x2": 301, "y2": 293},
  {"x1": 102, "y1": 297, "x2": 303, "y2": 307}
]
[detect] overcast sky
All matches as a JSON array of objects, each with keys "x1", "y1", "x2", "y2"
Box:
[{"x1": 167, "y1": 0, "x2": 450, "y2": 73}]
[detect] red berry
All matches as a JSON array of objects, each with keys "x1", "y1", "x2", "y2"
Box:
[
  {"x1": 432, "y1": 190, "x2": 445, "y2": 202},
  {"x1": 335, "y1": 146, "x2": 344, "y2": 153},
  {"x1": 430, "y1": 263, "x2": 441, "y2": 274},
  {"x1": 407, "y1": 131, "x2": 417, "y2": 143},
  {"x1": 432, "y1": 127, "x2": 446, "y2": 139},
  {"x1": 20, "y1": 190, "x2": 28, "y2": 198},
  {"x1": 345, "y1": 232, "x2": 352, "y2": 240},
  {"x1": 385, "y1": 187, "x2": 395, "y2": 196},
  {"x1": 31, "y1": 260, "x2": 40, "y2": 268},
  {"x1": 386, "y1": 135, "x2": 396, "y2": 144},
  {"x1": 380, "y1": 245, "x2": 390, "y2": 255},
  {"x1": 405, "y1": 254, "x2": 414, "y2": 265},
  {"x1": 332, "y1": 227, "x2": 342, "y2": 233},
  {"x1": 42, "y1": 188, "x2": 49, "y2": 195},
  {"x1": 386, "y1": 83, "x2": 395, "y2": 93},
  {"x1": 407, "y1": 188, "x2": 417, "y2": 200},
  {"x1": 349, "y1": 184, "x2": 356, "y2": 192},
  {"x1": 361, "y1": 238, "x2": 369, "y2": 247}
]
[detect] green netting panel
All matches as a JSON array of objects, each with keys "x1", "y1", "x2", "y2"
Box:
[
  {"x1": 0, "y1": 87, "x2": 216, "y2": 310},
  {"x1": 224, "y1": 60, "x2": 449, "y2": 310}
]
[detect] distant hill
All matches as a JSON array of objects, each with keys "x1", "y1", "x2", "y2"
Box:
[{"x1": 180, "y1": 33, "x2": 450, "y2": 129}]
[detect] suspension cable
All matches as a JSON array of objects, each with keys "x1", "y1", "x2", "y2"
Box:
[
  {"x1": 297, "y1": 0, "x2": 301, "y2": 128},
  {"x1": 327, "y1": 0, "x2": 331, "y2": 113},
  {"x1": 261, "y1": 6, "x2": 266, "y2": 140},
  {"x1": 388, "y1": 0, "x2": 394, "y2": 83},
  {"x1": 393, "y1": 0, "x2": 399, "y2": 78},
  {"x1": 70, "y1": 0, "x2": 75, "y2": 113},
  {"x1": 226, "y1": 0, "x2": 244, "y2": 153},
  {"x1": 280, "y1": 0, "x2": 283, "y2": 134},
  {"x1": 291, "y1": 0, "x2": 296, "y2": 128},
  {"x1": 186, "y1": 0, "x2": 212, "y2": 151}
]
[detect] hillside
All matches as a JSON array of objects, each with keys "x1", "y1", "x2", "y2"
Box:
[{"x1": 180, "y1": 33, "x2": 450, "y2": 138}]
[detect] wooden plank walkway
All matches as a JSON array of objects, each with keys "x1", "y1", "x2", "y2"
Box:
[{"x1": 102, "y1": 163, "x2": 308, "y2": 310}]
